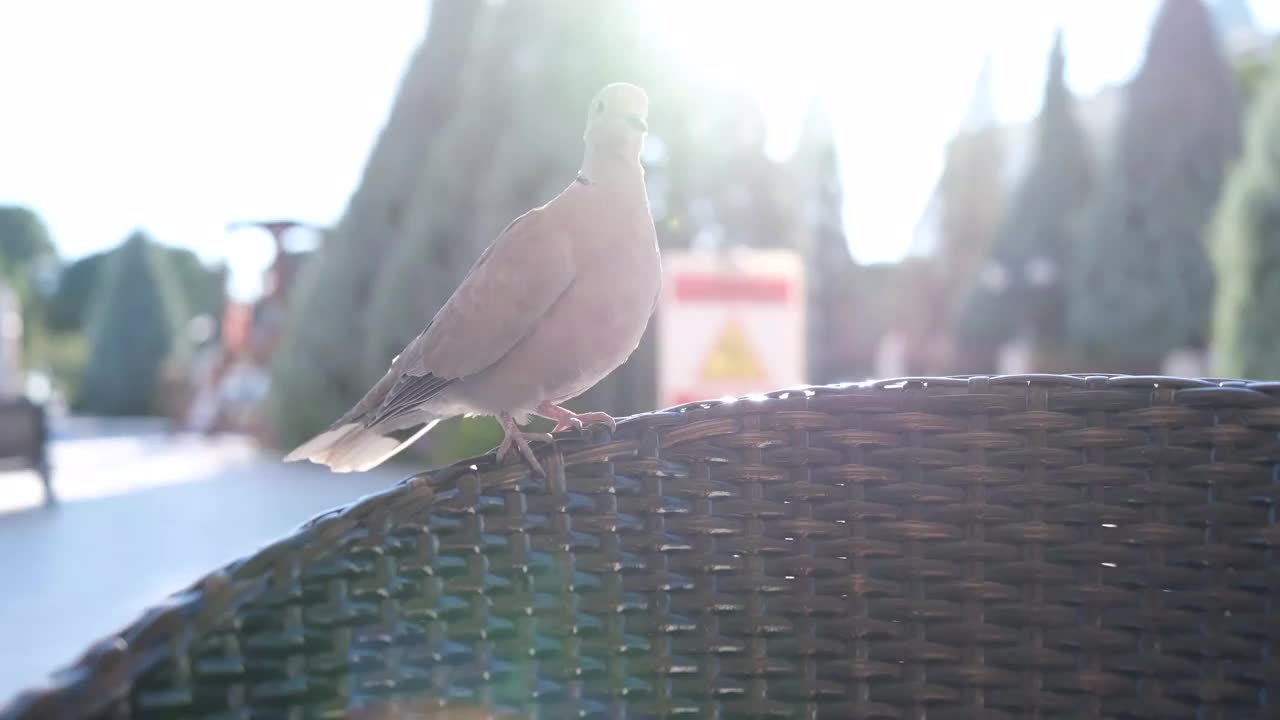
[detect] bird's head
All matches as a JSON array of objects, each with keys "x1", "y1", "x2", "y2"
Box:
[{"x1": 583, "y1": 82, "x2": 649, "y2": 162}]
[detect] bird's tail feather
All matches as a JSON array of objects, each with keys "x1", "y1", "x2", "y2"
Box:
[{"x1": 283, "y1": 419, "x2": 440, "y2": 473}]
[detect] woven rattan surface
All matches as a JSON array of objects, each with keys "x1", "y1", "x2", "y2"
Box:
[{"x1": 4, "y1": 375, "x2": 1279, "y2": 719}]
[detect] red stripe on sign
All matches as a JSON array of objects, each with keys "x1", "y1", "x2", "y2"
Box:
[{"x1": 673, "y1": 274, "x2": 790, "y2": 302}]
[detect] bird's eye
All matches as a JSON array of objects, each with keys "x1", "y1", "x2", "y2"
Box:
[
  {"x1": 626, "y1": 115, "x2": 648, "y2": 132},
  {"x1": 595, "y1": 100, "x2": 606, "y2": 114}
]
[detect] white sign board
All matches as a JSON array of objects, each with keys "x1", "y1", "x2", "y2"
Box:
[{"x1": 657, "y1": 249, "x2": 806, "y2": 408}]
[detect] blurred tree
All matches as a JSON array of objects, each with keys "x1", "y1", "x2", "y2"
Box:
[
  {"x1": 41, "y1": 249, "x2": 109, "y2": 401},
  {"x1": 931, "y1": 58, "x2": 1006, "y2": 373},
  {"x1": 839, "y1": 263, "x2": 899, "y2": 379},
  {"x1": 26, "y1": 331, "x2": 89, "y2": 401},
  {"x1": 45, "y1": 251, "x2": 108, "y2": 334},
  {"x1": 365, "y1": 0, "x2": 551, "y2": 374},
  {"x1": 789, "y1": 98, "x2": 859, "y2": 384},
  {"x1": 269, "y1": 0, "x2": 484, "y2": 448},
  {"x1": 75, "y1": 231, "x2": 188, "y2": 416},
  {"x1": 683, "y1": 92, "x2": 799, "y2": 251},
  {"x1": 889, "y1": 255, "x2": 953, "y2": 374},
  {"x1": 47, "y1": 247, "x2": 225, "y2": 335},
  {"x1": 0, "y1": 206, "x2": 57, "y2": 280},
  {"x1": 165, "y1": 247, "x2": 228, "y2": 335},
  {"x1": 41, "y1": 243, "x2": 221, "y2": 404},
  {"x1": 0, "y1": 206, "x2": 59, "y2": 356},
  {"x1": 1067, "y1": 0, "x2": 1242, "y2": 371},
  {"x1": 1233, "y1": 46, "x2": 1280, "y2": 110},
  {"x1": 959, "y1": 30, "x2": 1092, "y2": 370},
  {"x1": 1209, "y1": 54, "x2": 1280, "y2": 378}
]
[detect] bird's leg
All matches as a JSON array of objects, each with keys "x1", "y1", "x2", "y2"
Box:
[
  {"x1": 494, "y1": 412, "x2": 553, "y2": 475},
  {"x1": 536, "y1": 402, "x2": 618, "y2": 434}
]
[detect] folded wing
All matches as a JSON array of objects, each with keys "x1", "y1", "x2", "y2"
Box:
[{"x1": 367, "y1": 209, "x2": 577, "y2": 426}]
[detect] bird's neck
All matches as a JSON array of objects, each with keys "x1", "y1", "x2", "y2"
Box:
[{"x1": 580, "y1": 146, "x2": 645, "y2": 190}]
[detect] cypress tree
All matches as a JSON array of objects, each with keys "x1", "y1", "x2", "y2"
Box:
[
  {"x1": 269, "y1": 0, "x2": 483, "y2": 447},
  {"x1": 934, "y1": 59, "x2": 1006, "y2": 372},
  {"x1": 76, "y1": 231, "x2": 187, "y2": 416},
  {"x1": 1067, "y1": 0, "x2": 1242, "y2": 370},
  {"x1": 789, "y1": 99, "x2": 858, "y2": 384},
  {"x1": 959, "y1": 30, "x2": 1091, "y2": 368},
  {"x1": 1209, "y1": 55, "x2": 1280, "y2": 378}
]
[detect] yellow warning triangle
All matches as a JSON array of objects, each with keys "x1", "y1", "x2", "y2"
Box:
[{"x1": 700, "y1": 319, "x2": 766, "y2": 382}]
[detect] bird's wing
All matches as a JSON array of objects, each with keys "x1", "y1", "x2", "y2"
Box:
[
  {"x1": 367, "y1": 371, "x2": 454, "y2": 426},
  {"x1": 367, "y1": 208, "x2": 576, "y2": 425}
]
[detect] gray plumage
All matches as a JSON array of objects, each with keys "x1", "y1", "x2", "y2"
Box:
[{"x1": 284, "y1": 83, "x2": 661, "y2": 474}]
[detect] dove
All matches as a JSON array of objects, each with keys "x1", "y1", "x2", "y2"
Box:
[{"x1": 284, "y1": 82, "x2": 660, "y2": 476}]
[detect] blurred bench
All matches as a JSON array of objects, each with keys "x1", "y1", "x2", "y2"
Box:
[
  {"x1": 0, "y1": 396, "x2": 51, "y2": 502},
  {"x1": 2, "y1": 374, "x2": 1277, "y2": 718}
]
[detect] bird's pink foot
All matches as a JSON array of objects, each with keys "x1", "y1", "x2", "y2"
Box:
[
  {"x1": 536, "y1": 402, "x2": 618, "y2": 434},
  {"x1": 495, "y1": 412, "x2": 553, "y2": 476}
]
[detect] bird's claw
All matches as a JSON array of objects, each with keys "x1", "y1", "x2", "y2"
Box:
[
  {"x1": 495, "y1": 414, "x2": 553, "y2": 476},
  {"x1": 569, "y1": 411, "x2": 617, "y2": 433},
  {"x1": 538, "y1": 403, "x2": 617, "y2": 435},
  {"x1": 552, "y1": 415, "x2": 584, "y2": 434}
]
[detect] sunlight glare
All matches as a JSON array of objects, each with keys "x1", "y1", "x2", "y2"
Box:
[
  {"x1": 643, "y1": 1, "x2": 854, "y2": 161},
  {"x1": 641, "y1": 1, "x2": 977, "y2": 264}
]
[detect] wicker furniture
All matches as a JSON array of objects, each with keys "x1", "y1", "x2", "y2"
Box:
[{"x1": 3, "y1": 374, "x2": 1278, "y2": 719}]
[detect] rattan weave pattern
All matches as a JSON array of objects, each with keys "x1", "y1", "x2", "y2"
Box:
[{"x1": 4, "y1": 375, "x2": 1279, "y2": 719}]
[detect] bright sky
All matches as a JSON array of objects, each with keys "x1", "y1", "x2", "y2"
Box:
[{"x1": 1, "y1": 1, "x2": 1276, "y2": 299}]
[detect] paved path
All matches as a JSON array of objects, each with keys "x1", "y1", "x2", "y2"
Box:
[{"x1": 0, "y1": 428, "x2": 410, "y2": 702}]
